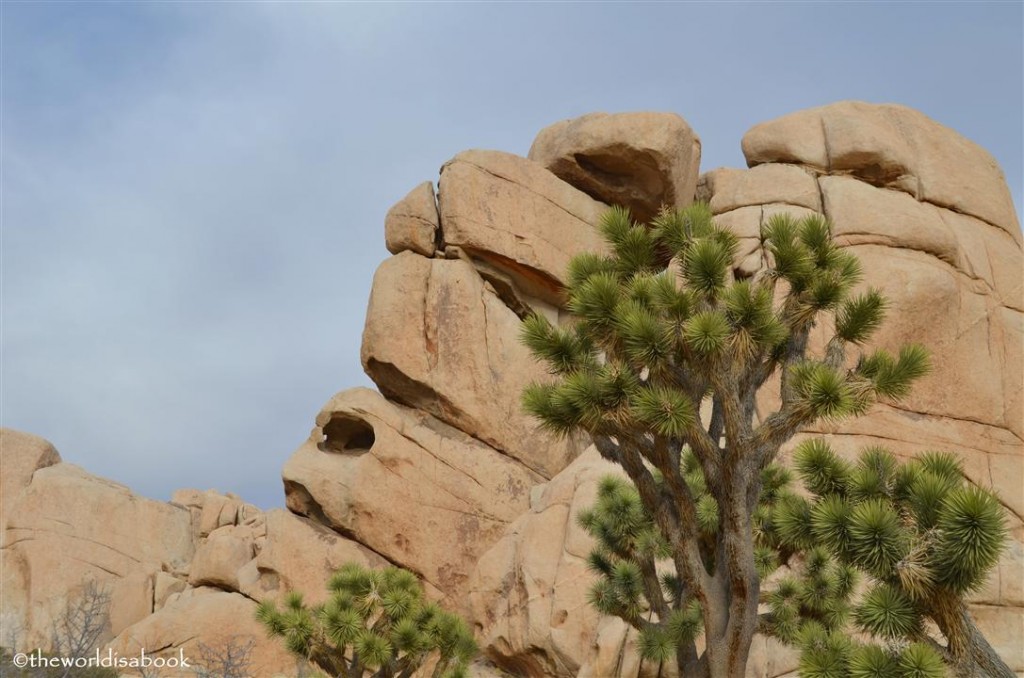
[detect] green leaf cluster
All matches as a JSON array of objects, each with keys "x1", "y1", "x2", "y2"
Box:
[
  {"x1": 758, "y1": 440, "x2": 1008, "y2": 675},
  {"x1": 256, "y1": 563, "x2": 476, "y2": 678}
]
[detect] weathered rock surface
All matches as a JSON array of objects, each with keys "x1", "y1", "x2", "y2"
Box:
[
  {"x1": 361, "y1": 252, "x2": 583, "y2": 478},
  {"x1": 385, "y1": 180, "x2": 439, "y2": 257},
  {"x1": 283, "y1": 387, "x2": 542, "y2": 606},
  {"x1": 0, "y1": 428, "x2": 61, "y2": 522},
  {"x1": 741, "y1": 101, "x2": 1021, "y2": 237},
  {"x1": 437, "y1": 149, "x2": 607, "y2": 304},
  {"x1": 698, "y1": 164, "x2": 820, "y2": 215},
  {"x1": 528, "y1": 111, "x2": 701, "y2": 223},
  {"x1": 109, "y1": 589, "x2": 300, "y2": 678},
  {"x1": 469, "y1": 447, "x2": 622, "y2": 677},
  {"x1": 2, "y1": 461, "x2": 194, "y2": 649}
]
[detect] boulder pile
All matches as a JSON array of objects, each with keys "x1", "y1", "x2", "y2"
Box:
[{"x1": 3, "y1": 103, "x2": 1020, "y2": 677}]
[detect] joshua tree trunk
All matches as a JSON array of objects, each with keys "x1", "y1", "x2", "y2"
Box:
[{"x1": 928, "y1": 593, "x2": 1014, "y2": 678}]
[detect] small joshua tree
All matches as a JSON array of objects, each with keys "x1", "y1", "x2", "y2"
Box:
[
  {"x1": 761, "y1": 441, "x2": 1012, "y2": 677},
  {"x1": 521, "y1": 204, "x2": 930, "y2": 676},
  {"x1": 256, "y1": 563, "x2": 477, "y2": 678}
]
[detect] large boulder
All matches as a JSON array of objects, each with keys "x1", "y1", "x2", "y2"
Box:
[
  {"x1": 282, "y1": 387, "x2": 543, "y2": 607},
  {"x1": 529, "y1": 112, "x2": 701, "y2": 223},
  {"x1": 240, "y1": 509, "x2": 386, "y2": 604},
  {"x1": 741, "y1": 101, "x2": 1021, "y2": 236},
  {"x1": 437, "y1": 150, "x2": 607, "y2": 304},
  {"x1": 3, "y1": 463, "x2": 194, "y2": 649},
  {"x1": 468, "y1": 448, "x2": 621, "y2": 677},
  {"x1": 361, "y1": 252, "x2": 583, "y2": 478},
  {"x1": 108, "y1": 589, "x2": 300, "y2": 678}
]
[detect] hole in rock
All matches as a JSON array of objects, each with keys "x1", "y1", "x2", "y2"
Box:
[{"x1": 320, "y1": 414, "x2": 376, "y2": 454}]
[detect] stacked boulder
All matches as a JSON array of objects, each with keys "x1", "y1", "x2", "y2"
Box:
[{"x1": 1, "y1": 103, "x2": 1020, "y2": 677}]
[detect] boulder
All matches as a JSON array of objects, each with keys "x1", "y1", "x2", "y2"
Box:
[
  {"x1": 242, "y1": 509, "x2": 386, "y2": 604},
  {"x1": 741, "y1": 101, "x2": 1021, "y2": 236},
  {"x1": 699, "y1": 164, "x2": 820, "y2": 215},
  {"x1": 108, "y1": 590, "x2": 301, "y2": 678},
  {"x1": 821, "y1": 175, "x2": 960, "y2": 266},
  {"x1": 528, "y1": 112, "x2": 701, "y2": 223},
  {"x1": 437, "y1": 150, "x2": 607, "y2": 304},
  {"x1": 385, "y1": 180, "x2": 439, "y2": 257},
  {"x1": 469, "y1": 447, "x2": 620, "y2": 677},
  {"x1": 188, "y1": 527, "x2": 253, "y2": 590},
  {"x1": 3, "y1": 463, "x2": 194, "y2": 649},
  {"x1": 361, "y1": 252, "x2": 583, "y2": 478},
  {"x1": 283, "y1": 387, "x2": 542, "y2": 606},
  {"x1": 0, "y1": 428, "x2": 61, "y2": 522}
]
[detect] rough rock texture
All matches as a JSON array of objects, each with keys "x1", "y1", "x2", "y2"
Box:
[
  {"x1": 529, "y1": 112, "x2": 701, "y2": 223},
  {"x1": 361, "y1": 252, "x2": 582, "y2": 479},
  {"x1": 4, "y1": 102, "x2": 1021, "y2": 678},
  {"x1": 0, "y1": 429, "x2": 61, "y2": 523},
  {"x1": 468, "y1": 448, "x2": 628, "y2": 677},
  {"x1": 283, "y1": 387, "x2": 541, "y2": 608},
  {"x1": 741, "y1": 101, "x2": 1021, "y2": 239},
  {"x1": 438, "y1": 150, "x2": 608, "y2": 304},
  {"x1": 2, "y1": 462, "x2": 194, "y2": 649},
  {"x1": 385, "y1": 180, "x2": 439, "y2": 257},
  {"x1": 108, "y1": 590, "x2": 300, "y2": 678}
]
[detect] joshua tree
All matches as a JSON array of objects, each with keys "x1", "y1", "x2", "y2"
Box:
[
  {"x1": 520, "y1": 204, "x2": 930, "y2": 676},
  {"x1": 762, "y1": 441, "x2": 1011, "y2": 677},
  {"x1": 580, "y1": 442, "x2": 1011, "y2": 677},
  {"x1": 256, "y1": 563, "x2": 477, "y2": 678}
]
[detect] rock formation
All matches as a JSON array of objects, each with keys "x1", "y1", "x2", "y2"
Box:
[{"x1": 2, "y1": 103, "x2": 1020, "y2": 677}]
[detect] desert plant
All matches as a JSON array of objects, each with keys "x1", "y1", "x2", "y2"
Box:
[
  {"x1": 0, "y1": 581, "x2": 117, "y2": 678},
  {"x1": 191, "y1": 636, "x2": 256, "y2": 678},
  {"x1": 256, "y1": 563, "x2": 476, "y2": 678},
  {"x1": 759, "y1": 441, "x2": 1012, "y2": 677},
  {"x1": 521, "y1": 204, "x2": 930, "y2": 676}
]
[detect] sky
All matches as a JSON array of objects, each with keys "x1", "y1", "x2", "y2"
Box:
[{"x1": 2, "y1": 2, "x2": 1021, "y2": 509}]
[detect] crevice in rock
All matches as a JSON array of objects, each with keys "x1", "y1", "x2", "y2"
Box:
[
  {"x1": 460, "y1": 246, "x2": 565, "y2": 309},
  {"x1": 458, "y1": 156, "x2": 605, "y2": 225},
  {"x1": 432, "y1": 181, "x2": 445, "y2": 252}
]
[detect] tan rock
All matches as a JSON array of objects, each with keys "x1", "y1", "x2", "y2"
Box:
[
  {"x1": 243, "y1": 509, "x2": 386, "y2": 603},
  {"x1": 154, "y1": 572, "x2": 187, "y2": 611},
  {"x1": 283, "y1": 387, "x2": 542, "y2": 604},
  {"x1": 3, "y1": 463, "x2": 193, "y2": 648},
  {"x1": 938, "y1": 209, "x2": 1024, "y2": 311},
  {"x1": 108, "y1": 572, "x2": 154, "y2": 640},
  {"x1": 198, "y1": 491, "x2": 231, "y2": 537},
  {"x1": 0, "y1": 428, "x2": 61, "y2": 523},
  {"x1": 361, "y1": 252, "x2": 582, "y2": 478},
  {"x1": 437, "y1": 150, "x2": 607, "y2": 304},
  {"x1": 109, "y1": 590, "x2": 302, "y2": 678},
  {"x1": 469, "y1": 447, "x2": 619, "y2": 676},
  {"x1": 821, "y1": 175, "x2": 959, "y2": 266},
  {"x1": 849, "y1": 245, "x2": 1017, "y2": 434},
  {"x1": 385, "y1": 181, "x2": 438, "y2": 257},
  {"x1": 700, "y1": 164, "x2": 820, "y2": 214},
  {"x1": 528, "y1": 112, "x2": 701, "y2": 223},
  {"x1": 742, "y1": 101, "x2": 1021, "y2": 236},
  {"x1": 969, "y1": 605, "x2": 1024, "y2": 672},
  {"x1": 188, "y1": 527, "x2": 253, "y2": 590}
]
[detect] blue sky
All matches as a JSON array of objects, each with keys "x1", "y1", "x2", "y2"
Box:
[{"x1": 3, "y1": 2, "x2": 1021, "y2": 509}]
